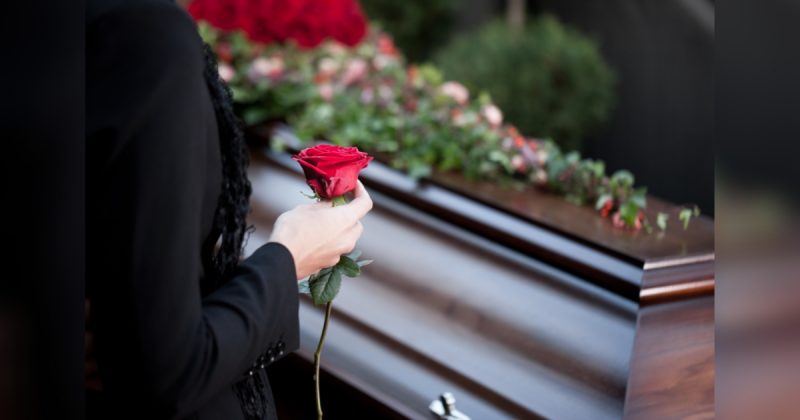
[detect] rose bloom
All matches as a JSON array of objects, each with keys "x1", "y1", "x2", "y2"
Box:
[
  {"x1": 377, "y1": 33, "x2": 399, "y2": 56},
  {"x1": 440, "y1": 81, "x2": 469, "y2": 105},
  {"x1": 317, "y1": 57, "x2": 339, "y2": 76},
  {"x1": 612, "y1": 211, "x2": 645, "y2": 230},
  {"x1": 531, "y1": 168, "x2": 548, "y2": 185},
  {"x1": 216, "y1": 42, "x2": 233, "y2": 63},
  {"x1": 319, "y1": 83, "x2": 334, "y2": 101},
  {"x1": 482, "y1": 104, "x2": 503, "y2": 127},
  {"x1": 247, "y1": 56, "x2": 284, "y2": 82},
  {"x1": 599, "y1": 200, "x2": 614, "y2": 218},
  {"x1": 341, "y1": 58, "x2": 368, "y2": 86},
  {"x1": 218, "y1": 63, "x2": 235, "y2": 83},
  {"x1": 293, "y1": 144, "x2": 373, "y2": 199},
  {"x1": 511, "y1": 154, "x2": 527, "y2": 173}
]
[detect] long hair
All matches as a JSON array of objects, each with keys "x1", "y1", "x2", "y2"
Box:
[{"x1": 201, "y1": 43, "x2": 253, "y2": 285}]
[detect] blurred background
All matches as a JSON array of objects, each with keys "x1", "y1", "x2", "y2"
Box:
[{"x1": 362, "y1": 0, "x2": 714, "y2": 214}]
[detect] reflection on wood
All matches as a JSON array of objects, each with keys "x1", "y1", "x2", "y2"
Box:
[
  {"x1": 246, "y1": 151, "x2": 638, "y2": 419},
  {"x1": 624, "y1": 296, "x2": 714, "y2": 419},
  {"x1": 260, "y1": 124, "x2": 715, "y2": 303}
]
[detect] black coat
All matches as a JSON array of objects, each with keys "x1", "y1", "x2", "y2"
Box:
[{"x1": 86, "y1": 0, "x2": 299, "y2": 418}]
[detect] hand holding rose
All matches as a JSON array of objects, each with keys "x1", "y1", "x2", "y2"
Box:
[{"x1": 269, "y1": 181, "x2": 372, "y2": 279}]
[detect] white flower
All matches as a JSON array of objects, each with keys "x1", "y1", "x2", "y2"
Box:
[
  {"x1": 318, "y1": 58, "x2": 339, "y2": 75},
  {"x1": 511, "y1": 154, "x2": 526, "y2": 172},
  {"x1": 378, "y1": 84, "x2": 394, "y2": 102},
  {"x1": 482, "y1": 104, "x2": 503, "y2": 127},
  {"x1": 218, "y1": 63, "x2": 235, "y2": 83},
  {"x1": 440, "y1": 81, "x2": 469, "y2": 105},
  {"x1": 247, "y1": 56, "x2": 284, "y2": 82},
  {"x1": 372, "y1": 54, "x2": 396, "y2": 70}
]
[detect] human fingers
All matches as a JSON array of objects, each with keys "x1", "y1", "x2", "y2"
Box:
[{"x1": 338, "y1": 181, "x2": 373, "y2": 221}]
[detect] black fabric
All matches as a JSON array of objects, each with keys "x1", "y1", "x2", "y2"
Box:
[{"x1": 86, "y1": 0, "x2": 299, "y2": 419}]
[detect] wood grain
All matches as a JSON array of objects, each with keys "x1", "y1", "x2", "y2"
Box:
[{"x1": 623, "y1": 295, "x2": 715, "y2": 419}]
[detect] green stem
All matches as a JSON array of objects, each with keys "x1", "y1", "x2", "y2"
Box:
[{"x1": 314, "y1": 301, "x2": 333, "y2": 420}]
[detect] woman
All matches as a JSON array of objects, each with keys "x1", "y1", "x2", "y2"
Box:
[{"x1": 86, "y1": 0, "x2": 372, "y2": 418}]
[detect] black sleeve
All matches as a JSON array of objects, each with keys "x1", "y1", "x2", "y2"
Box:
[{"x1": 86, "y1": 1, "x2": 299, "y2": 417}]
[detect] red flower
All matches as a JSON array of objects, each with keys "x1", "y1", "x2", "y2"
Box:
[
  {"x1": 215, "y1": 42, "x2": 233, "y2": 62},
  {"x1": 241, "y1": 0, "x2": 304, "y2": 44},
  {"x1": 330, "y1": 0, "x2": 367, "y2": 47},
  {"x1": 599, "y1": 200, "x2": 613, "y2": 218},
  {"x1": 293, "y1": 144, "x2": 373, "y2": 199},
  {"x1": 285, "y1": 1, "x2": 328, "y2": 49},
  {"x1": 377, "y1": 33, "x2": 399, "y2": 56},
  {"x1": 189, "y1": 0, "x2": 248, "y2": 31}
]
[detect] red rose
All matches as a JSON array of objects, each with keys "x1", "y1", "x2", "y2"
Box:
[
  {"x1": 329, "y1": 0, "x2": 367, "y2": 47},
  {"x1": 293, "y1": 144, "x2": 373, "y2": 199},
  {"x1": 189, "y1": 0, "x2": 247, "y2": 31},
  {"x1": 241, "y1": 0, "x2": 304, "y2": 44},
  {"x1": 281, "y1": 0, "x2": 334, "y2": 49}
]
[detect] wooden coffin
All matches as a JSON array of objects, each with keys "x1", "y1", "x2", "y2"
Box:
[{"x1": 244, "y1": 127, "x2": 714, "y2": 419}]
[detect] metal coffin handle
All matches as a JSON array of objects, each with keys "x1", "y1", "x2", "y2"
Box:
[{"x1": 429, "y1": 392, "x2": 470, "y2": 420}]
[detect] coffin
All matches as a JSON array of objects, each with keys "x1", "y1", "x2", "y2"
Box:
[{"x1": 244, "y1": 127, "x2": 714, "y2": 419}]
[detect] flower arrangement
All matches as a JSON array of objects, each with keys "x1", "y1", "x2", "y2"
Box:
[{"x1": 192, "y1": 6, "x2": 699, "y2": 231}]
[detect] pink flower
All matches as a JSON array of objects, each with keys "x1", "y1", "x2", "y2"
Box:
[
  {"x1": 319, "y1": 83, "x2": 334, "y2": 101},
  {"x1": 341, "y1": 58, "x2": 368, "y2": 86},
  {"x1": 218, "y1": 63, "x2": 235, "y2": 82},
  {"x1": 440, "y1": 81, "x2": 469, "y2": 105},
  {"x1": 377, "y1": 33, "x2": 399, "y2": 56},
  {"x1": 511, "y1": 154, "x2": 527, "y2": 173},
  {"x1": 247, "y1": 56, "x2": 284, "y2": 82},
  {"x1": 612, "y1": 212, "x2": 626, "y2": 229},
  {"x1": 482, "y1": 104, "x2": 503, "y2": 127},
  {"x1": 360, "y1": 86, "x2": 374, "y2": 104}
]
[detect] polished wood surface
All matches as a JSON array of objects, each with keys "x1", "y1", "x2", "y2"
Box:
[
  {"x1": 245, "y1": 134, "x2": 715, "y2": 419},
  {"x1": 431, "y1": 170, "x2": 715, "y2": 268},
  {"x1": 247, "y1": 151, "x2": 639, "y2": 419},
  {"x1": 261, "y1": 125, "x2": 715, "y2": 303},
  {"x1": 623, "y1": 295, "x2": 715, "y2": 419}
]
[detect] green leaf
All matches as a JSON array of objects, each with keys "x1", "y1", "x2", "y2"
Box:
[
  {"x1": 595, "y1": 193, "x2": 613, "y2": 210},
  {"x1": 337, "y1": 256, "x2": 361, "y2": 278},
  {"x1": 357, "y1": 259, "x2": 374, "y2": 268},
  {"x1": 630, "y1": 187, "x2": 647, "y2": 208},
  {"x1": 619, "y1": 200, "x2": 640, "y2": 226},
  {"x1": 656, "y1": 212, "x2": 669, "y2": 231},
  {"x1": 346, "y1": 250, "x2": 362, "y2": 261},
  {"x1": 243, "y1": 107, "x2": 270, "y2": 125},
  {"x1": 298, "y1": 279, "x2": 311, "y2": 296},
  {"x1": 679, "y1": 208, "x2": 693, "y2": 230},
  {"x1": 309, "y1": 267, "x2": 342, "y2": 305}
]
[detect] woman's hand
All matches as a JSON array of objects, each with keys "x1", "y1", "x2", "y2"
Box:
[{"x1": 269, "y1": 181, "x2": 373, "y2": 279}]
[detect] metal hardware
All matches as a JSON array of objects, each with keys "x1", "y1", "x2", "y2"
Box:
[{"x1": 429, "y1": 392, "x2": 470, "y2": 420}]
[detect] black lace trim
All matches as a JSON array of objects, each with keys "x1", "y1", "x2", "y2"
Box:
[
  {"x1": 232, "y1": 337, "x2": 287, "y2": 419},
  {"x1": 233, "y1": 370, "x2": 269, "y2": 420}
]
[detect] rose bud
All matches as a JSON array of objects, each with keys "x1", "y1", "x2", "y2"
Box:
[{"x1": 293, "y1": 144, "x2": 373, "y2": 199}]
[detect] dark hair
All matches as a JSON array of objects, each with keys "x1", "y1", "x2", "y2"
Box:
[{"x1": 201, "y1": 43, "x2": 253, "y2": 285}]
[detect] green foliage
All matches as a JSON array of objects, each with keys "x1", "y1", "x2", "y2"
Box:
[
  {"x1": 300, "y1": 252, "x2": 371, "y2": 305},
  {"x1": 434, "y1": 17, "x2": 616, "y2": 151},
  {"x1": 198, "y1": 22, "x2": 697, "y2": 232},
  {"x1": 359, "y1": 0, "x2": 458, "y2": 62}
]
